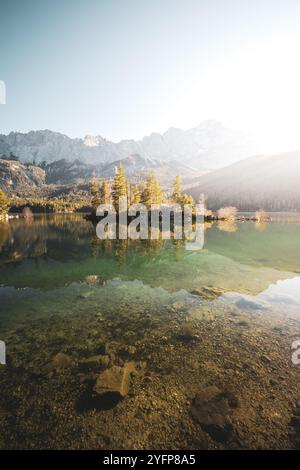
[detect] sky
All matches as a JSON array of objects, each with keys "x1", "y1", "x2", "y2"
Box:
[{"x1": 1, "y1": 0, "x2": 300, "y2": 152}]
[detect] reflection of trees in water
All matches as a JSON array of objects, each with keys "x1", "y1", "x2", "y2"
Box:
[
  {"x1": 173, "y1": 239, "x2": 185, "y2": 261},
  {"x1": 0, "y1": 216, "x2": 177, "y2": 265},
  {"x1": 204, "y1": 222, "x2": 214, "y2": 231},
  {"x1": 0, "y1": 222, "x2": 11, "y2": 254},
  {"x1": 0, "y1": 214, "x2": 227, "y2": 267},
  {"x1": 102, "y1": 238, "x2": 112, "y2": 255},
  {"x1": 95, "y1": 237, "x2": 183, "y2": 264},
  {"x1": 137, "y1": 239, "x2": 164, "y2": 259},
  {"x1": 255, "y1": 221, "x2": 268, "y2": 232},
  {"x1": 1, "y1": 216, "x2": 298, "y2": 295},
  {"x1": 218, "y1": 220, "x2": 238, "y2": 233},
  {"x1": 90, "y1": 234, "x2": 100, "y2": 258},
  {"x1": 112, "y1": 238, "x2": 183, "y2": 264},
  {"x1": 0, "y1": 218, "x2": 47, "y2": 262},
  {"x1": 47, "y1": 214, "x2": 94, "y2": 238},
  {"x1": 0, "y1": 214, "x2": 94, "y2": 264},
  {"x1": 115, "y1": 239, "x2": 128, "y2": 265}
]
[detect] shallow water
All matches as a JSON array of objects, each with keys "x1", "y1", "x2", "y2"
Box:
[{"x1": 0, "y1": 214, "x2": 300, "y2": 449}]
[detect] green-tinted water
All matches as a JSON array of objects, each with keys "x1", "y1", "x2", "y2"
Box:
[{"x1": 0, "y1": 214, "x2": 300, "y2": 449}]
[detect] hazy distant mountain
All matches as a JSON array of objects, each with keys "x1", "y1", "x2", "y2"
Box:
[
  {"x1": 143, "y1": 120, "x2": 259, "y2": 169},
  {"x1": 44, "y1": 154, "x2": 197, "y2": 185},
  {"x1": 0, "y1": 120, "x2": 259, "y2": 171},
  {"x1": 100, "y1": 154, "x2": 197, "y2": 185},
  {"x1": 188, "y1": 151, "x2": 300, "y2": 211}
]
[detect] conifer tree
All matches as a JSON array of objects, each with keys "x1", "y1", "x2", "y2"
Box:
[
  {"x1": 181, "y1": 193, "x2": 195, "y2": 206},
  {"x1": 140, "y1": 182, "x2": 148, "y2": 206},
  {"x1": 131, "y1": 184, "x2": 141, "y2": 204},
  {"x1": 90, "y1": 175, "x2": 99, "y2": 197},
  {"x1": 140, "y1": 176, "x2": 151, "y2": 208},
  {"x1": 152, "y1": 178, "x2": 164, "y2": 205},
  {"x1": 127, "y1": 183, "x2": 131, "y2": 205},
  {"x1": 0, "y1": 189, "x2": 9, "y2": 218},
  {"x1": 140, "y1": 175, "x2": 164, "y2": 208},
  {"x1": 89, "y1": 176, "x2": 101, "y2": 208},
  {"x1": 171, "y1": 176, "x2": 182, "y2": 204},
  {"x1": 112, "y1": 164, "x2": 127, "y2": 210},
  {"x1": 99, "y1": 179, "x2": 111, "y2": 205}
]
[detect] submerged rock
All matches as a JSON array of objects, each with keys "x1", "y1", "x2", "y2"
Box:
[
  {"x1": 187, "y1": 307, "x2": 214, "y2": 321},
  {"x1": 290, "y1": 416, "x2": 300, "y2": 430},
  {"x1": 260, "y1": 354, "x2": 272, "y2": 364},
  {"x1": 84, "y1": 275, "x2": 106, "y2": 286},
  {"x1": 224, "y1": 293, "x2": 270, "y2": 310},
  {"x1": 78, "y1": 291, "x2": 94, "y2": 299},
  {"x1": 236, "y1": 320, "x2": 250, "y2": 327},
  {"x1": 190, "y1": 385, "x2": 238, "y2": 442},
  {"x1": 190, "y1": 286, "x2": 226, "y2": 300},
  {"x1": 172, "y1": 301, "x2": 186, "y2": 310},
  {"x1": 93, "y1": 362, "x2": 135, "y2": 399},
  {"x1": 236, "y1": 296, "x2": 270, "y2": 310},
  {"x1": 177, "y1": 324, "x2": 199, "y2": 342},
  {"x1": 47, "y1": 352, "x2": 74, "y2": 372},
  {"x1": 80, "y1": 354, "x2": 110, "y2": 372}
]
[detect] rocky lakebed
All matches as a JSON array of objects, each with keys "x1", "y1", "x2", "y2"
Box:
[{"x1": 1, "y1": 276, "x2": 300, "y2": 450}]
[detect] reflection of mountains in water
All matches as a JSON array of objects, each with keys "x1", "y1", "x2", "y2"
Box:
[{"x1": 0, "y1": 215, "x2": 298, "y2": 297}]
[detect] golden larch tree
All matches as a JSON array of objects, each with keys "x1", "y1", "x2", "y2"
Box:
[
  {"x1": 99, "y1": 179, "x2": 111, "y2": 205},
  {"x1": 112, "y1": 164, "x2": 127, "y2": 210}
]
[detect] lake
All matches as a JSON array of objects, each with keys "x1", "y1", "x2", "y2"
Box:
[{"x1": 0, "y1": 214, "x2": 300, "y2": 449}]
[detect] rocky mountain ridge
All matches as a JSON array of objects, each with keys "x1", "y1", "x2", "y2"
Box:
[
  {"x1": 0, "y1": 154, "x2": 198, "y2": 193},
  {"x1": 0, "y1": 120, "x2": 259, "y2": 171}
]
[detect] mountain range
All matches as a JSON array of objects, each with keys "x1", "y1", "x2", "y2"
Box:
[
  {"x1": 0, "y1": 154, "x2": 196, "y2": 192},
  {"x1": 43, "y1": 154, "x2": 196, "y2": 186},
  {"x1": 2, "y1": 120, "x2": 300, "y2": 212},
  {"x1": 0, "y1": 120, "x2": 259, "y2": 171}
]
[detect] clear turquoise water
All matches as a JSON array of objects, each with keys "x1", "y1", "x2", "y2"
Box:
[
  {"x1": 1, "y1": 214, "x2": 300, "y2": 449},
  {"x1": 1, "y1": 215, "x2": 300, "y2": 289},
  {"x1": 1, "y1": 214, "x2": 300, "y2": 331}
]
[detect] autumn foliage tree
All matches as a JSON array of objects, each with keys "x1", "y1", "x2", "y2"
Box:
[
  {"x1": 112, "y1": 164, "x2": 127, "y2": 210},
  {"x1": 181, "y1": 193, "x2": 195, "y2": 206},
  {"x1": 89, "y1": 176, "x2": 101, "y2": 209},
  {"x1": 99, "y1": 179, "x2": 111, "y2": 205},
  {"x1": 140, "y1": 175, "x2": 164, "y2": 208},
  {"x1": 255, "y1": 209, "x2": 268, "y2": 222},
  {"x1": 217, "y1": 206, "x2": 238, "y2": 220},
  {"x1": 131, "y1": 184, "x2": 141, "y2": 204},
  {"x1": 171, "y1": 176, "x2": 194, "y2": 208},
  {"x1": 171, "y1": 176, "x2": 182, "y2": 204},
  {"x1": 0, "y1": 189, "x2": 10, "y2": 219}
]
